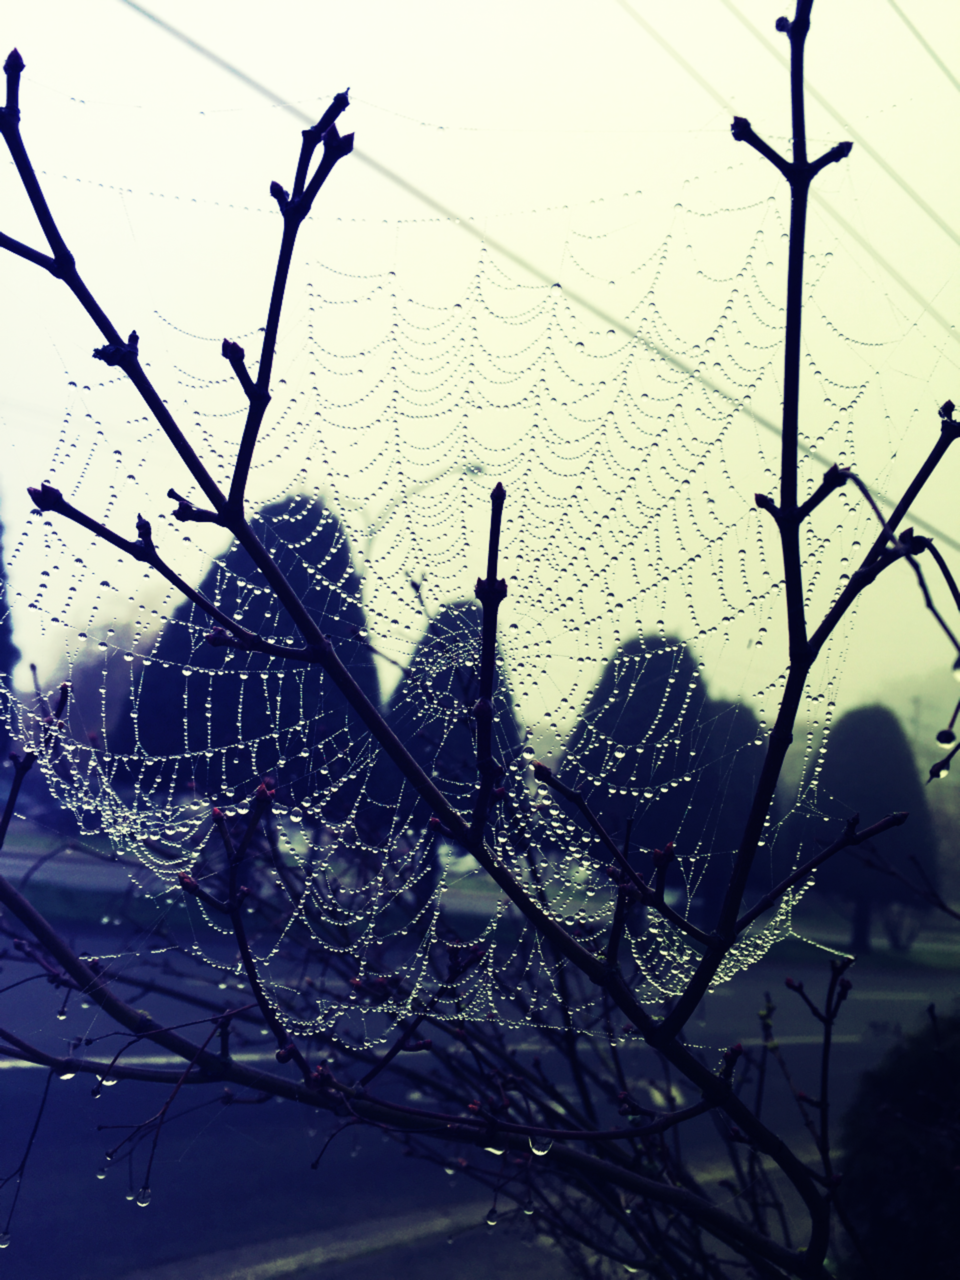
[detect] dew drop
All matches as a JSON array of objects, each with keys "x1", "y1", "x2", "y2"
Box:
[
  {"x1": 529, "y1": 1135, "x2": 553, "y2": 1157},
  {"x1": 485, "y1": 1207, "x2": 498, "y2": 1227},
  {"x1": 136, "y1": 1187, "x2": 152, "y2": 1208}
]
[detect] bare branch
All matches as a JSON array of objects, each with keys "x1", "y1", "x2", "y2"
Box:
[
  {"x1": 809, "y1": 403, "x2": 960, "y2": 661},
  {"x1": 221, "y1": 339, "x2": 257, "y2": 402},
  {"x1": 808, "y1": 139, "x2": 854, "y2": 178},
  {"x1": 902, "y1": 548, "x2": 960, "y2": 657},
  {"x1": 533, "y1": 763, "x2": 719, "y2": 951},
  {"x1": 731, "y1": 117, "x2": 792, "y2": 180},
  {"x1": 736, "y1": 810, "x2": 909, "y2": 934},
  {"x1": 0, "y1": 751, "x2": 35, "y2": 851},
  {"x1": 227, "y1": 99, "x2": 353, "y2": 517},
  {"x1": 796, "y1": 463, "x2": 850, "y2": 523},
  {"x1": 471, "y1": 482, "x2": 508, "y2": 839}
]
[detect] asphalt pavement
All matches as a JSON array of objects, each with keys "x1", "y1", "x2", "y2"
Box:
[{"x1": 0, "y1": 903, "x2": 957, "y2": 1279}]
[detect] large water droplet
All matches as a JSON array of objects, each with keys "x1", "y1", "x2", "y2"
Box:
[
  {"x1": 529, "y1": 1135, "x2": 553, "y2": 1157},
  {"x1": 136, "y1": 1187, "x2": 151, "y2": 1208}
]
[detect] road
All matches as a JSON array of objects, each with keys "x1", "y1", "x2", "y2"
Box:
[{"x1": 0, "y1": 918, "x2": 956, "y2": 1279}]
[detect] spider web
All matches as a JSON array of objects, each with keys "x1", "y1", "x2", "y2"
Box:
[{"x1": 2, "y1": 182, "x2": 945, "y2": 1043}]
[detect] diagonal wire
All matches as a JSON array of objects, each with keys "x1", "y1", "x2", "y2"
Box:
[
  {"x1": 886, "y1": 0, "x2": 960, "y2": 97},
  {"x1": 114, "y1": 0, "x2": 960, "y2": 552},
  {"x1": 615, "y1": 0, "x2": 960, "y2": 346},
  {"x1": 718, "y1": 0, "x2": 960, "y2": 253}
]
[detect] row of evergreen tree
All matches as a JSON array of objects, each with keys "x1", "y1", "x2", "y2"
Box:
[{"x1": 1, "y1": 496, "x2": 941, "y2": 945}]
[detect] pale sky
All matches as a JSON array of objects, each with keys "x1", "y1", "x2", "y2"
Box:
[{"x1": 1, "y1": 0, "x2": 959, "y2": 753}]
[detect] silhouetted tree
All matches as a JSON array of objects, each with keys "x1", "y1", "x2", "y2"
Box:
[
  {"x1": 562, "y1": 635, "x2": 762, "y2": 926},
  {"x1": 809, "y1": 704, "x2": 939, "y2": 951},
  {"x1": 837, "y1": 1009, "x2": 960, "y2": 1280},
  {"x1": 112, "y1": 495, "x2": 379, "y2": 813}
]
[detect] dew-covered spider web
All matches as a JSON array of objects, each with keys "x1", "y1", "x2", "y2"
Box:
[{"x1": 3, "y1": 177, "x2": 954, "y2": 1045}]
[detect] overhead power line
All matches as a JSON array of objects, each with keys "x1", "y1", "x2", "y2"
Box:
[
  {"x1": 614, "y1": 0, "x2": 959, "y2": 348},
  {"x1": 718, "y1": 0, "x2": 960, "y2": 253},
  {"x1": 114, "y1": 0, "x2": 960, "y2": 552},
  {"x1": 886, "y1": 0, "x2": 960, "y2": 97}
]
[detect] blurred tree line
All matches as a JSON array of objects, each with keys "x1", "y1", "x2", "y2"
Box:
[{"x1": 17, "y1": 493, "x2": 943, "y2": 941}]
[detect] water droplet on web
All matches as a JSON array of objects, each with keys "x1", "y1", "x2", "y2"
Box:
[
  {"x1": 0, "y1": 1233, "x2": 10, "y2": 1248},
  {"x1": 96, "y1": 1168, "x2": 107, "y2": 1180},
  {"x1": 529, "y1": 1135, "x2": 553, "y2": 1156},
  {"x1": 485, "y1": 1207, "x2": 498, "y2": 1227},
  {"x1": 136, "y1": 1187, "x2": 151, "y2": 1207}
]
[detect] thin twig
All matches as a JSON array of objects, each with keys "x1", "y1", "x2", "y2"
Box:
[
  {"x1": 736, "y1": 811, "x2": 908, "y2": 933},
  {"x1": 470, "y1": 482, "x2": 508, "y2": 841},
  {"x1": 534, "y1": 763, "x2": 717, "y2": 950}
]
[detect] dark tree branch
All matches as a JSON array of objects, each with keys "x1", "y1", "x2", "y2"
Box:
[
  {"x1": 903, "y1": 548, "x2": 960, "y2": 657},
  {"x1": 808, "y1": 139, "x2": 854, "y2": 179},
  {"x1": 2, "y1": 11, "x2": 949, "y2": 1273},
  {"x1": 924, "y1": 539, "x2": 960, "y2": 613},
  {"x1": 0, "y1": 59, "x2": 226, "y2": 510},
  {"x1": 736, "y1": 811, "x2": 908, "y2": 934},
  {"x1": 211, "y1": 795, "x2": 313, "y2": 1085},
  {"x1": 167, "y1": 489, "x2": 223, "y2": 524},
  {"x1": 795, "y1": 463, "x2": 850, "y2": 523},
  {"x1": 227, "y1": 103, "x2": 352, "y2": 518},
  {"x1": 0, "y1": 751, "x2": 35, "y2": 850},
  {"x1": 730, "y1": 117, "x2": 792, "y2": 180},
  {"x1": 605, "y1": 821, "x2": 634, "y2": 968},
  {"x1": 816, "y1": 958, "x2": 853, "y2": 1178},
  {"x1": 809, "y1": 403, "x2": 960, "y2": 662},
  {"x1": 221, "y1": 339, "x2": 257, "y2": 402},
  {"x1": 0, "y1": 230, "x2": 61, "y2": 275},
  {"x1": 471, "y1": 482, "x2": 508, "y2": 839},
  {"x1": 532, "y1": 763, "x2": 717, "y2": 951}
]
